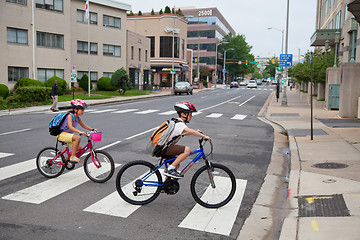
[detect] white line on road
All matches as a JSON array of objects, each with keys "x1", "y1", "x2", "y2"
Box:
[
  {"x1": 134, "y1": 109, "x2": 159, "y2": 114},
  {"x1": 89, "y1": 109, "x2": 118, "y2": 113},
  {"x1": 125, "y1": 127, "x2": 157, "y2": 140},
  {"x1": 238, "y1": 96, "x2": 256, "y2": 107},
  {"x1": 0, "y1": 128, "x2": 31, "y2": 136},
  {"x1": 0, "y1": 158, "x2": 36, "y2": 181},
  {"x1": 158, "y1": 110, "x2": 177, "y2": 115},
  {"x1": 98, "y1": 140, "x2": 122, "y2": 150},
  {"x1": 0, "y1": 152, "x2": 14, "y2": 159},
  {"x1": 111, "y1": 109, "x2": 138, "y2": 114},
  {"x1": 231, "y1": 114, "x2": 247, "y2": 120},
  {"x1": 206, "y1": 113, "x2": 223, "y2": 118},
  {"x1": 199, "y1": 96, "x2": 242, "y2": 112}
]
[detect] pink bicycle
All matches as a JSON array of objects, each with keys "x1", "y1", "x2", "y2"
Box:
[{"x1": 36, "y1": 131, "x2": 114, "y2": 183}]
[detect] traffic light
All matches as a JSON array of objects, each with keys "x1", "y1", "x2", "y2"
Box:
[
  {"x1": 257, "y1": 61, "x2": 260, "y2": 65},
  {"x1": 272, "y1": 59, "x2": 275, "y2": 64},
  {"x1": 193, "y1": 57, "x2": 198, "y2": 63},
  {"x1": 245, "y1": 61, "x2": 248, "y2": 65}
]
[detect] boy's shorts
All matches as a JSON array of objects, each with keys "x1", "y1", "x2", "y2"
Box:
[
  {"x1": 161, "y1": 145, "x2": 185, "y2": 159},
  {"x1": 57, "y1": 132, "x2": 74, "y2": 147}
]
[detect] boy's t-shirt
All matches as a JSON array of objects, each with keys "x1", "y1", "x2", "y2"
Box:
[{"x1": 166, "y1": 118, "x2": 187, "y2": 145}]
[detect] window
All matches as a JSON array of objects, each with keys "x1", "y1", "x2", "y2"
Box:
[
  {"x1": 36, "y1": 0, "x2": 63, "y2": 12},
  {"x1": 103, "y1": 72, "x2": 113, "y2": 78},
  {"x1": 328, "y1": 20, "x2": 333, "y2": 29},
  {"x1": 8, "y1": 66, "x2": 28, "y2": 82},
  {"x1": 330, "y1": 0, "x2": 334, "y2": 8},
  {"x1": 160, "y1": 36, "x2": 179, "y2": 58},
  {"x1": 139, "y1": 48, "x2": 141, "y2": 61},
  {"x1": 37, "y1": 68, "x2": 64, "y2": 82},
  {"x1": 131, "y1": 46, "x2": 134, "y2": 60},
  {"x1": 145, "y1": 50, "x2": 148, "y2": 62},
  {"x1": 77, "y1": 41, "x2": 98, "y2": 54},
  {"x1": 90, "y1": 72, "x2": 98, "y2": 82},
  {"x1": 335, "y1": 10, "x2": 342, "y2": 28},
  {"x1": 77, "y1": 9, "x2": 97, "y2": 24},
  {"x1": 103, "y1": 15, "x2": 120, "y2": 29},
  {"x1": 325, "y1": 0, "x2": 329, "y2": 16},
  {"x1": 37, "y1": 31, "x2": 64, "y2": 49},
  {"x1": 187, "y1": 43, "x2": 216, "y2": 52},
  {"x1": 147, "y1": 36, "x2": 155, "y2": 57},
  {"x1": 6, "y1": 0, "x2": 26, "y2": 5},
  {"x1": 7, "y1": 28, "x2": 28, "y2": 44},
  {"x1": 187, "y1": 30, "x2": 216, "y2": 39},
  {"x1": 182, "y1": 39, "x2": 185, "y2": 59},
  {"x1": 349, "y1": 31, "x2": 357, "y2": 62},
  {"x1": 103, "y1": 44, "x2": 121, "y2": 57},
  {"x1": 344, "y1": 4, "x2": 348, "y2": 22}
]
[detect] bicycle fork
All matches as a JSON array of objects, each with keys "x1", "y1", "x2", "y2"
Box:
[
  {"x1": 90, "y1": 150, "x2": 101, "y2": 168},
  {"x1": 204, "y1": 158, "x2": 216, "y2": 188}
]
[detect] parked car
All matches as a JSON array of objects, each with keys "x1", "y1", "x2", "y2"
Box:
[
  {"x1": 239, "y1": 80, "x2": 248, "y2": 86},
  {"x1": 230, "y1": 81, "x2": 239, "y2": 88},
  {"x1": 247, "y1": 80, "x2": 257, "y2": 88},
  {"x1": 174, "y1": 82, "x2": 193, "y2": 95}
]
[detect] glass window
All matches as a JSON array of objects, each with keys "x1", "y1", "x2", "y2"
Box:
[
  {"x1": 90, "y1": 72, "x2": 98, "y2": 82},
  {"x1": 77, "y1": 41, "x2": 97, "y2": 54},
  {"x1": 139, "y1": 48, "x2": 141, "y2": 61},
  {"x1": 330, "y1": 0, "x2": 334, "y2": 8},
  {"x1": 103, "y1": 15, "x2": 121, "y2": 29},
  {"x1": 147, "y1": 36, "x2": 155, "y2": 58},
  {"x1": 335, "y1": 10, "x2": 341, "y2": 28},
  {"x1": 131, "y1": 46, "x2": 134, "y2": 60},
  {"x1": 7, "y1": 28, "x2": 28, "y2": 44},
  {"x1": 160, "y1": 36, "x2": 179, "y2": 58},
  {"x1": 6, "y1": 0, "x2": 26, "y2": 5},
  {"x1": 35, "y1": 0, "x2": 63, "y2": 12},
  {"x1": 77, "y1": 71, "x2": 97, "y2": 82},
  {"x1": 37, "y1": 68, "x2": 64, "y2": 82},
  {"x1": 187, "y1": 30, "x2": 215, "y2": 39},
  {"x1": 103, "y1": 72, "x2": 113, "y2": 78},
  {"x1": 344, "y1": 4, "x2": 348, "y2": 22},
  {"x1": 37, "y1": 31, "x2": 64, "y2": 49},
  {"x1": 103, "y1": 44, "x2": 121, "y2": 57},
  {"x1": 182, "y1": 39, "x2": 185, "y2": 59},
  {"x1": 328, "y1": 20, "x2": 333, "y2": 29},
  {"x1": 187, "y1": 43, "x2": 216, "y2": 52},
  {"x1": 145, "y1": 50, "x2": 148, "y2": 62},
  {"x1": 325, "y1": 0, "x2": 329, "y2": 16},
  {"x1": 77, "y1": 10, "x2": 97, "y2": 24},
  {"x1": 8, "y1": 66, "x2": 29, "y2": 82}
]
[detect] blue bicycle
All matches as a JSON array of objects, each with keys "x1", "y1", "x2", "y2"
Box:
[{"x1": 116, "y1": 138, "x2": 236, "y2": 208}]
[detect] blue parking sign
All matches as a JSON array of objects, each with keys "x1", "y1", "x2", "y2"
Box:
[{"x1": 280, "y1": 54, "x2": 293, "y2": 67}]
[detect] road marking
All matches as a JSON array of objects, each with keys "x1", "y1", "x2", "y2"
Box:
[
  {"x1": 158, "y1": 110, "x2": 177, "y2": 115},
  {"x1": 125, "y1": 127, "x2": 157, "y2": 140},
  {"x1": 0, "y1": 128, "x2": 31, "y2": 136},
  {"x1": 239, "y1": 96, "x2": 256, "y2": 107},
  {"x1": 311, "y1": 220, "x2": 319, "y2": 231},
  {"x1": 206, "y1": 113, "x2": 223, "y2": 118},
  {"x1": 0, "y1": 152, "x2": 14, "y2": 159},
  {"x1": 199, "y1": 96, "x2": 242, "y2": 112},
  {"x1": 111, "y1": 109, "x2": 138, "y2": 114},
  {"x1": 89, "y1": 109, "x2": 118, "y2": 113},
  {"x1": 84, "y1": 109, "x2": 98, "y2": 112},
  {"x1": 0, "y1": 158, "x2": 36, "y2": 181},
  {"x1": 134, "y1": 110, "x2": 159, "y2": 114},
  {"x1": 231, "y1": 114, "x2": 247, "y2": 120},
  {"x1": 179, "y1": 178, "x2": 247, "y2": 236},
  {"x1": 98, "y1": 140, "x2": 122, "y2": 150}
]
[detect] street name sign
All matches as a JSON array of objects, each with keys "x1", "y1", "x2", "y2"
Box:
[{"x1": 280, "y1": 54, "x2": 293, "y2": 67}]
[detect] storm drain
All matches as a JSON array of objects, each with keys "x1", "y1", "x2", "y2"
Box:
[
  {"x1": 312, "y1": 162, "x2": 349, "y2": 169},
  {"x1": 298, "y1": 194, "x2": 350, "y2": 217}
]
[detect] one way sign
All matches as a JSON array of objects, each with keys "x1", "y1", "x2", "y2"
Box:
[{"x1": 280, "y1": 54, "x2": 293, "y2": 67}]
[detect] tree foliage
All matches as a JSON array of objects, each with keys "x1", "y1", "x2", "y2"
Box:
[
  {"x1": 164, "y1": 6, "x2": 171, "y2": 13},
  {"x1": 264, "y1": 57, "x2": 279, "y2": 77},
  {"x1": 79, "y1": 74, "x2": 93, "y2": 91},
  {"x1": 110, "y1": 68, "x2": 132, "y2": 95}
]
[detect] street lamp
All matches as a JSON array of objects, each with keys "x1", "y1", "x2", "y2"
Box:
[
  {"x1": 333, "y1": 31, "x2": 340, "y2": 67},
  {"x1": 223, "y1": 48, "x2": 234, "y2": 85},
  {"x1": 325, "y1": 39, "x2": 329, "y2": 62},
  {"x1": 267, "y1": 27, "x2": 284, "y2": 54},
  {"x1": 215, "y1": 41, "x2": 229, "y2": 86},
  {"x1": 350, "y1": 17, "x2": 357, "y2": 63}
]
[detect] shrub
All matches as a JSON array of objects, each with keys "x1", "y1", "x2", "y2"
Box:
[
  {"x1": 0, "y1": 84, "x2": 9, "y2": 98},
  {"x1": 44, "y1": 76, "x2": 68, "y2": 95},
  {"x1": 14, "y1": 78, "x2": 43, "y2": 90},
  {"x1": 5, "y1": 95, "x2": 21, "y2": 104},
  {"x1": 79, "y1": 74, "x2": 93, "y2": 91},
  {"x1": 97, "y1": 77, "x2": 117, "y2": 91},
  {"x1": 15, "y1": 86, "x2": 51, "y2": 102},
  {"x1": 110, "y1": 68, "x2": 131, "y2": 95}
]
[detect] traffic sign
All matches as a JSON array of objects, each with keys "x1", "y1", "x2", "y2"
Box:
[
  {"x1": 222, "y1": 69, "x2": 226, "y2": 73},
  {"x1": 170, "y1": 69, "x2": 176, "y2": 74},
  {"x1": 280, "y1": 54, "x2": 293, "y2": 67},
  {"x1": 71, "y1": 73, "x2": 77, "y2": 83}
]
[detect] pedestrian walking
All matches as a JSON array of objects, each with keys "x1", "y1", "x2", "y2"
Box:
[{"x1": 50, "y1": 80, "x2": 59, "y2": 112}]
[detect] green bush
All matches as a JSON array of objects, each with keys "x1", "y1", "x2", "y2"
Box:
[
  {"x1": 14, "y1": 78, "x2": 44, "y2": 90},
  {"x1": 110, "y1": 68, "x2": 131, "y2": 95},
  {"x1": 5, "y1": 95, "x2": 21, "y2": 104},
  {"x1": 15, "y1": 86, "x2": 51, "y2": 102},
  {"x1": 0, "y1": 84, "x2": 9, "y2": 98},
  {"x1": 44, "y1": 76, "x2": 68, "y2": 95},
  {"x1": 97, "y1": 77, "x2": 117, "y2": 91},
  {"x1": 79, "y1": 74, "x2": 93, "y2": 92}
]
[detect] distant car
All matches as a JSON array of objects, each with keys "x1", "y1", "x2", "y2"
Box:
[
  {"x1": 230, "y1": 81, "x2": 239, "y2": 88},
  {"x1": 174, "y1": 82, "x2": 193, "y2": 95},
  {"x1": 239, "y1": 80, "x2": 248, "y2": 86},
  {"x1": 256, "y1": 79, "x2": 262, "y2": 85},
  {"x1": 247, "y1": 80, "x2": 257, "y2": 88}
]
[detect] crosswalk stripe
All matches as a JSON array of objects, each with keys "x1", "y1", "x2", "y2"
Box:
[
  {"x1": 0, "y1": 152, "x2": 14, "y2": 159},
  {"x1": 231, "y1": 114, "x2": 247, "y2": 120},
  {"x1": 206, "y1": 113, "x2": 223, "y2": 118},
  {"x1": 89, "y1": 109, "x2": 118, "y2": 113},
  {"x1": 111, "y1": 109, "x2": 138, "y2": 114},
  {"x1": 85, "y1": 109, "x2": 98, "y2": 112},
  {"x1": 158, "y1": 110, "x2": 177, "y2": 115},
  {"x1": 135, "y1": 110, "x2": 159, "y2": 114},
  {"x1": 0, "y1": 158, "x2": 36, "y2": 181},
  {"x1": 179, "y1": 178, "x2": 247, "y2": 236}
]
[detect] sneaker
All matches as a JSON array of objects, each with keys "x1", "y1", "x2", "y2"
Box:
[
  {"x1": 164, "y1": 168, "x2": 184, "y2": 178},
  {"x1": 69, "y1": 156, "x2": 82, "y2": 163}
]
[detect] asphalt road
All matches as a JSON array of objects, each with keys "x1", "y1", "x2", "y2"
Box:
[{"x1": 0, "y1": 86, "x2": 275, "y2": 240}]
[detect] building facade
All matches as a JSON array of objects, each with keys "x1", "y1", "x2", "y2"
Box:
[
  {"x1": 180, "y1": 7, "x2": 236, "y2": 83},
  {"x1": 127, "y1": 14, "x2": 189, "y2": 88},
  {"x1": 1, "y1": 0, "x2": 130, "y2": 89}
]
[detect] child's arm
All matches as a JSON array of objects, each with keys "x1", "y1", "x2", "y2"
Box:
[
  {"x1": 183, "y1": 128, "x2": 212, "y2": 141},
  {"x1": 79, "y1": 118, "x2": 97, "y2": 132}
]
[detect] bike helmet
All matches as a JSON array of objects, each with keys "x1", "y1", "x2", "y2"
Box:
[
  {"x1": 174, "y1": 101, "x2": 197, "y2": 113},
  {"x1": 71, "y1": 99, "x2": 87, "y2": 109}
]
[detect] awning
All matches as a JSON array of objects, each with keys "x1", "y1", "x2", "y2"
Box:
[
  {"x1": 348, "y1": 0, "x2": 360, "y2": 23},
  {"x1": 310, "y1": 29, "x2": 341, "y2": 46}
]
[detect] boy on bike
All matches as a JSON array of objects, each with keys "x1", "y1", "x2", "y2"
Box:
[
  {"x1": 162, "y1": 101, "x2": 212, "y2": 178},
  {"x1": 57, "y1": 99, "x2": 97, "y2": 163}
]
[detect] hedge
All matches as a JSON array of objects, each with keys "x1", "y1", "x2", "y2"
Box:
[
  {"x1": 44, "y1": 76, "x2": 68, "y2": 95},
  {"x1": 15, "y1": 86, "x2": 51, "y2": 102},
  {"x1": 0, "y1": 84, "x2": 9, "y2": 98},
  {"x1": 97, "y1": 77, "x2": 117, "y2": 91},
  {"x1": 14, "y1": 78, "x2": 43, "y2": 90}
]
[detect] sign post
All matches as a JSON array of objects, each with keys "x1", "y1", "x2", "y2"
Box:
[{"x1": 71, "y1": 66, "x2": 77, "y2": 100}]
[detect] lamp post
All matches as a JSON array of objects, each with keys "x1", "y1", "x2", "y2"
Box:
[
  {"x1": 223, "y1": 48, "x2": 234, "y2": 85},
  {"x1": 282, "y1": 0, "x2": 290, "y2": 106},
  {"x1": 333, "y1": 31, "x2": 341, "y2": 67},
  {"x1": 350, "y1": 17, "x2": 358, "y2": 63},
  {"x1": 171, "y1": 15, "x2": 176, "y2": 95},
  {"x1": 325, "y1": 39, "x2": 329, "y2": 62},
  {"x1": 267, "y1": 27, "x2": 284, "y2": 54},
  {"x1": 215, "y1": 41, "x2": 229, "y2": 86}
]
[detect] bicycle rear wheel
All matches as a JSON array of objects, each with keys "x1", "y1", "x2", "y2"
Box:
[
  {"x1": 83, "y1": 150, "x2": 115, "y2": 183},
  {"x1": 36, "y1": 147, "x2": 65, "y2": 178},
  {"x1": 116, "y1": 160, "x2": 162, "y2": 205},
  {"x1": 190, "y1": 163, "x2": 236, "y2": 208}
]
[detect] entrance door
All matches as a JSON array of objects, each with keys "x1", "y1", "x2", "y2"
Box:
[{"x1": 328, "y1": 84, "x2": 340, "y2": 110}]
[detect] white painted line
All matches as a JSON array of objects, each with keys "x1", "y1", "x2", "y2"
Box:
[
  {"x1": 192, "y1": 112, "x2": 202, "y2": 116},
  {"x1": 201, "y1": 96, "x2": 207, "y2": 99},
  {"x1": 238, "y1": 96, "x2": 256, "y2": 107},
  {"x1": 0, "y1": 128, "x2": 31, "y2": 136},
  {"x1": 89, "y1": 109, "x2": 118, "y2": 113},
  {"x1": 125, "y1": 127, "x2": 157, "y2": 140},
  {"x1": 206, "y1": 113, "x2": 223, "y2": 118},
  {"x1": 0, "y1": 159, "x2": 36, "y2": 181},
  {"x1": 134, "y1": 110, "x2": 159, "y2": 114},
  {"x1": 199, "y1": 96, "x2": 242, "y2": 112},
  {"x1": 84, "y1": 109, "x2": 98, "y2": 112},
  {"x1": 0, "y1": 152, "x2": 14, "y2": 159},
  {"x1": 159, "y1": 110, "x2": 177, "y2": 115},
  {"x1": 179, "y1": 178, "x2": 247, "y2": 236},
  {"x1": 111, "y1": 109, "x2": 138, "y2": 114},
  {"x1": 98, "y1": 140, "x2": 122, "y2": 150},
  {"x1": 231, "y1": 114, "x2": 247, "y2": 120}
]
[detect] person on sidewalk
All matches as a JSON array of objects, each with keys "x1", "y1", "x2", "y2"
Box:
[{"x1": 50, "y1": 80, "x2": 59, "y2": 112}]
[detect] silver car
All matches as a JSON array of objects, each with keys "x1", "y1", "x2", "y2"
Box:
[{"x1": 174, "y1": 82, "x2": 193, "y2": 95}]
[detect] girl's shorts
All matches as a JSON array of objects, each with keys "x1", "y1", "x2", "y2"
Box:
[{"x1": 57, "y1": 132, "x2": 75, "y2": 147}]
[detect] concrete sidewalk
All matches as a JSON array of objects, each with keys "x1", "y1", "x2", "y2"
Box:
[{"x1": 267, "y1": 90, "x2": 360, "y2": 239}]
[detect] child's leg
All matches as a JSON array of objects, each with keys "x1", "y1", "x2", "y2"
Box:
[
  {"x1": 71, "y1": 134, "x2": 81, "y2": 157},
  {"x1": 170, "y1": 146, "x2": 190, "y2": 169}
]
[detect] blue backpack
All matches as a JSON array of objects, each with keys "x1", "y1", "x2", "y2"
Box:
[{"x1": 49, "y1": 112, "x2": 69, "y2": 136}]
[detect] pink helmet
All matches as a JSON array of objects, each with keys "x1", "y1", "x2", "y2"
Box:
[{"x1": 71, "y1": 99, "x2": 87, "y2": 109}]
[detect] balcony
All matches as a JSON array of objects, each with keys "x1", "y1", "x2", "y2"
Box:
[{"x1": 310, "y1": 29, "x2": 341, "y2": 46}]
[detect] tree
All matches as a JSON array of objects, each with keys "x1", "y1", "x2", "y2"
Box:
[
  {"x1": 127, "y1": 11, "x2": 134, "y2": 16},
  {"x1": 199, "y1": 65, "x2": 212, "y2": 80},
  {"x1": 264, "y1": 57, "x2": 279, "y2": 77},
  {"x1": 159, "y1": 9, "x2": 163, "y2": 14},
  {"x1": 176, "y1": 8, "x2": 183, "y2": 16},
  {"x1": 79, "y1": 74, "x2": 93, "y2": 91},
  {"x1": 110, "y1": 68, "x2": 132, "y2": 95},
  {"x1": 164, "y1": 6, "x2": 171, "y2": 13},
  {"x1": 151, "y1": 9, "x2": 155, "y2": 15},
  {"x1": 138, "y1": 10, "x2": 142, "y2": 16}
]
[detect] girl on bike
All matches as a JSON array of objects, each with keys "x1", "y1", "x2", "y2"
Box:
[
  {"x1": 57, "y1": 99, "x2": 97, "y2": 163},
  {"x1": 162, "y1": 101, "x2": 212, "y2": 178}
]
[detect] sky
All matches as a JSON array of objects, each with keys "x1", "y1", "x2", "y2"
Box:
[{"x1": 121, "y1": 0, "x2": 317, "y2": 59}]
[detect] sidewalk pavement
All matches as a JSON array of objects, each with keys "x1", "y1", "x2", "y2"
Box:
[{"x1": 240, "y1": 89, "x2": 360, "y2": 240}]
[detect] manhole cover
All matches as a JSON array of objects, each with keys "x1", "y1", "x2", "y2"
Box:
[{"x1": 312, "y1": 162, "x2": 349, "y2": 169}]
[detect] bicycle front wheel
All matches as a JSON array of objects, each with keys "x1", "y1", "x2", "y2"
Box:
[
  {"x1": 116, "y1": 160, "x2": 162, "y2": 205},
  {"x1": 36, "y1": 147, "x2": 65, "y2": 178},
  {"x1": 191, "y1": 163, "x2": 236, "y2": 208},
  {"x1": 84, "y1": 150, "x2": 115, "y2": 183}
]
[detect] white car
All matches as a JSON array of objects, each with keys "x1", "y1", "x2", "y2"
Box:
[{"x1": 247, "y1": 80, "x2": 257, "y2": 88}]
